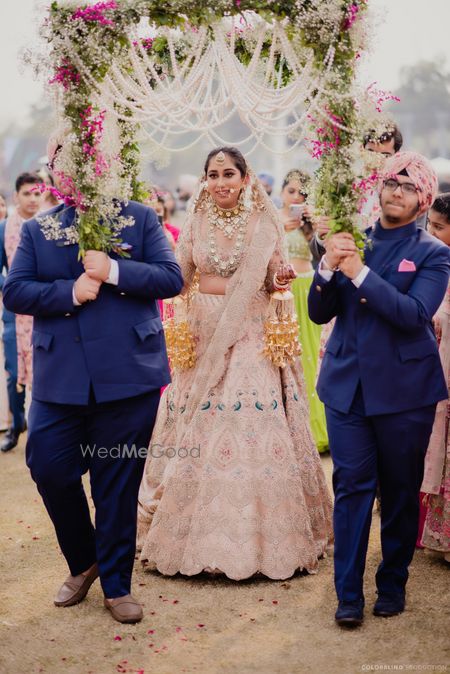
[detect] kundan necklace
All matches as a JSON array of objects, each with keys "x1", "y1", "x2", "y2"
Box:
[{"x1": 207, "y1": 197, "x2": 250, "y2": 277}]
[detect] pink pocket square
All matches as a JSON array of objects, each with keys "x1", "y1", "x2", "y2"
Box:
[{"x1": 398, "y1": 259, "x2": 416, "y2": 272}]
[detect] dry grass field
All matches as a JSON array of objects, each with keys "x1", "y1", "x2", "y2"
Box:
[{"x1": 1, "y1": 439, "x2": 448, "y2": 674}]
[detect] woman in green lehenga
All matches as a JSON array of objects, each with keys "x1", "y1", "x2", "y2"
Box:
[{"x1": 278, "y1": 170, "x2": 328, "y2": 453}]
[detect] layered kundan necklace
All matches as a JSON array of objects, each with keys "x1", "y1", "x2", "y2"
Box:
[{"x1": 207, "y1": 197, "x2": 250, "y2": 277}]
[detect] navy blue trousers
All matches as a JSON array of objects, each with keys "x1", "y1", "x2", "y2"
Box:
[
  {"x1": 325, "y1": 387, "x2": 436, "y2": 602},
  {"x1": 2, "y1": 319, "x2": 26, "y2": 432},
  {"x1": 26, "y1": 389, "x2": 160, "y2": 598}
]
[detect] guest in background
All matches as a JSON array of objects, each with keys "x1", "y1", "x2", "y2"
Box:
[
  {"x1": 0, "y1": 194, "x2": 7, "y2": 221},
  {"x1": 258, "y1": 172, "x2": 281, "y2": 208},
  {"x1": 0, "y1": 172, "x2": 43, "y2": 452},
  {"x1": 279, "y1": 169, "x2": 328, "y2": 453},
  {"x1": 0, "y1": 194, "x2": 10, "y2": 432},
  {"x1": 419, "y1": 193, "x2": 450, "y2": 561},
  {"x1": 175, "y1": 174, "x2": 198, "y2": 214}
]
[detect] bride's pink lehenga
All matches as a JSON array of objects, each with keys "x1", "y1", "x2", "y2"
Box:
[{"x1": 137, "y1": 186, "x2": 332, "y2": 581}]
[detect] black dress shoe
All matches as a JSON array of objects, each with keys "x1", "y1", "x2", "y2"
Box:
[
  {"x1": 0, "y1": 427, "x2": 23, "y2": 452},
  {"x1": 373, "y1": 593, "x2": 405, "y2": 617},
  {"x1": 335, "y1": 599, "x2": 364, "y2": 627}
]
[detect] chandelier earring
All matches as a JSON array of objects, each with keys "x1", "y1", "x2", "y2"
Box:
[{"x1": 193, "y1": 179, "x2": 212, "y2": 211}]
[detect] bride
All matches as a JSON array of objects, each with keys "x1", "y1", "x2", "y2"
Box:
[{"x1": 137, "y1": 147, "x2": 332, "y2": 580}]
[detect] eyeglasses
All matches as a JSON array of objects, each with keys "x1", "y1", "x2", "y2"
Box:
[{"x1": 383, "y1": 179, "x2": 418, "y2": 196}]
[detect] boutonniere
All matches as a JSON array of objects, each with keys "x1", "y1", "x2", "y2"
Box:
[
  {"x1": 112, "y1": 242, "x2": 133, "y2": 258},
  {"x1": 38, "y1": 207, "x2": 134, "y2": 258}
]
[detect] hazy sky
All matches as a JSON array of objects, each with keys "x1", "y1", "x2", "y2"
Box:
[{"x1": 0, "y1": 0, "x2": 449, "y2": 133}]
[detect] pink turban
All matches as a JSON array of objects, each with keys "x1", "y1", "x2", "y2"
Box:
[{"x1": 382, "y1": 151, "x2": 438, "y2": 210}]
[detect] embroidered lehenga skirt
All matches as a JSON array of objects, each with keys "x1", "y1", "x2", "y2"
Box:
[{"x1": 137, "y1": 291, "x2": 332, "y2": 580}]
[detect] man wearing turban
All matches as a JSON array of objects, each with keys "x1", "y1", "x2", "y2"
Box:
[{"x1": 308, "y1": 151, "x2": 450, "y2": 626}]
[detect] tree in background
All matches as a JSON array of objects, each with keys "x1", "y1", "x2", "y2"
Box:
[{"x1": 389, "y1": 58, "x2": 450, "y2": 158}]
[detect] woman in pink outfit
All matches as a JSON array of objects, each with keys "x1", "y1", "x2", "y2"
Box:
[
  {"x1": 419, "y1": 193, "x2": 450, "y2": 560},
  {"x1": 153, "y1": 194, "x2": 180, "y2": 321}
]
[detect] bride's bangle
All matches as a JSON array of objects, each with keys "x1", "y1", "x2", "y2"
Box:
[{"x1": 273, "y1": 272, "x2": 290, "y2": 291}]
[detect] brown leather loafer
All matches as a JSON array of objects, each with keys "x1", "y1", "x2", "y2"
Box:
[
  {"x1": 54, "y1": 563, "x2": 99, "y2": 607},
  {"x1": 104, "y1": 594, "x2": 143, "y2": 623}
]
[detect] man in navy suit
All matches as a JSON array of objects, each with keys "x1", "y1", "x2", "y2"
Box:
[
  {"x1": 3, "y1": 171, "x2": 183, "y2": 622},
  {"x1": 308, "y1": 151, "x2": 450, "y2": 627}
]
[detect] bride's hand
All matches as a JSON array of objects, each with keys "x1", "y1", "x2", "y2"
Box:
[{"x1": 275, "y1": 264, "x2": 297, "y2": 286}]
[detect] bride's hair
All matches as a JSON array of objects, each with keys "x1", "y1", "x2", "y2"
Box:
[{"x1": 204, "y1": 147, "x2": 247, "y2": 178}]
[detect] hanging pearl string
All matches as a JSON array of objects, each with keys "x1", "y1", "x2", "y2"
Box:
[{"x1": 56, "y1": 15, "x2": 362, "y2": 158}]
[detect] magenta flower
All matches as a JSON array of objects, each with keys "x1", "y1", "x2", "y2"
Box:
[
  {"x1": 72, "y1": 1, "x2": 118, "y2": 26},
  {"x1": 342, "y1": 3, "x2": 359, "y2": 31},
  {"x1": 49, "y1": 59, "x2": 80, "y2": 90}
]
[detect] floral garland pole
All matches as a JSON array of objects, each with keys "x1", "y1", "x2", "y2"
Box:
[{"x1": 42, "y1": 0, "x2": 376, "y2": 255}]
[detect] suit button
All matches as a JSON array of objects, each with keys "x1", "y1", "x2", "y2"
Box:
[
  {"x1": 315, "y1": 285, "x2": 322, "y2": 292},
  {"x1": 120, "y1": 292, "x2": 126, "y2": 296},
  {"x1": 360, "y1": 298, "x2": 367, "y2": 304},
  {"x1": 74, "y1": 336, "x2": 81, "y2": 343}
]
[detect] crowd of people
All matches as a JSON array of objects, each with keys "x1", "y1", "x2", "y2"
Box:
[{"x1": 1, "y1": 123, "x2": 449, "y2": 628}]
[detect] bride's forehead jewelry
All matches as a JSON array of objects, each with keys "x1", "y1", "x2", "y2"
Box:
[{"x1": 215, "y1": 151, "x2": 226, "y2": 164}]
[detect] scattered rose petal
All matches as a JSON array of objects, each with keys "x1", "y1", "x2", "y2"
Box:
[
  {"x1": 196, "y1": 624, "x2": 205, "y2": 628},
  {"x1": 272, "y1": 600, "x2": 278, "y2": 605},
  {"x1": 32, "y1": 536, "x2": 39, "y2": 540},
  {"x1": 147, "y1": 629, "x2": 154, "y2": 635},
  {"x1": 113, "y1": 636, "x2": 122, "y2": 641},
  {"x1": 258, "y1": 598, "x2": 264, "y2": 602},
  {"x1": 172, "y1": 599, "x2": 179, "y2": 604},
  {"x1": 175, "y1": 627, "x2": 183, "y2": 633}
]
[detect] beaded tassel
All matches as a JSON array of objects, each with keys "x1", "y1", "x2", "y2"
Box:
[
  {"x1": 263, "y1": 290, "x2": 302, "y2": 368},
  {"x1": 163, "y1": 296, "x2": 196, "y2": 371}
]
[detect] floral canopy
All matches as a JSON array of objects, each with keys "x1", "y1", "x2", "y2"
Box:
[{"x1": 41, "y1": 0, "x2": 382, "y2": 255}]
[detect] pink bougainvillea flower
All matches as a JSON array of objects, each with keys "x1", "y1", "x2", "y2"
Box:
[{"x1": 72, "y1": 1, "x2": 118, "y2": 26}]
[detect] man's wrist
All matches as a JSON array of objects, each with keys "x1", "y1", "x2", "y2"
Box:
[
  {"x1": 322, "y1": 256, "x2": 338, "y2": 272},
  {"x1": 351, "y1": 265, "x2": 370, "y2": 287},
  {"x1": 105, "y1": 258, "x2": 119, "y2": 285},
  {"x1": 72, "y1": 284, "x2": 81, "y2": 306}
]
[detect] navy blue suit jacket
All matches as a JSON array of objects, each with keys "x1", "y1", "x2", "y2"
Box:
[
  {"x1": 3, "y1": 202, "x2": 183, "y2": 405},
  {"x1": 308, "y1": 220, "x2": 450, "y2": 415}
]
